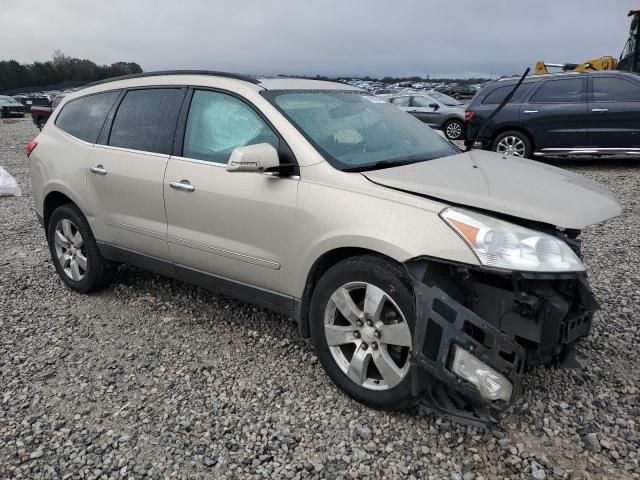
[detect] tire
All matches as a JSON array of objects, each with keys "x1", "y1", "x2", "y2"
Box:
[
  {"x1": 37, "y1": 117, "x2": 46, "y2": 130},
  {"x1": 309, "y1": 255, "x2": 416, "y2": 410},
  {"x1": 491, "y1": 130, "x2": 532, "y2": 158},
  {"x1": 47, "y1": 204, "x2": 116, "y2": 293},
  {"x1": 443, "y1": 118, "x2": 464, "y2": 140}
]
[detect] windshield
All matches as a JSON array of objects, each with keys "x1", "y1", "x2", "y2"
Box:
[
  {"x1": 263, "y1": 90, "x2": 458, "y2": 171},
  {"x1": 427, "y1": 91, "x2": 462, "y2": 106},
  {"x1": 0, "y1": 96, "x2": 16, "y2": 105}
]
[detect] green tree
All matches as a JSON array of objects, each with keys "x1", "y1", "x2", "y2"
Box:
[{"x1": 0, "y1": 51, "x2": 143, "y2": 92}]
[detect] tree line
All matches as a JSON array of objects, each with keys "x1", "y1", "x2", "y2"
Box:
[{"x1": 0, "y1": 51, "x2": 142, "y2": 92}]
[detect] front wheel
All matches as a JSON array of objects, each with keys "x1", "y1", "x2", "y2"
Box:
[
  {"x1": 309, "y1": 255, "x2": 416, "y2": 410},
  {"x1": 443, "y1": 118, "x2": 464, "y2": 140}
]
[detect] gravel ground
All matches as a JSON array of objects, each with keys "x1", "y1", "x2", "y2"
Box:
[{"x1": 0, "y1": 117, "x2": 638, "y2": 480}]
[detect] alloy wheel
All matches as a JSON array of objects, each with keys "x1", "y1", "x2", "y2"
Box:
[
  {"x1": 323, "y1": 282, "x2": 412, "y2": 391},
  {"x1": 54, "y1": 219, "x2": 87, "y2": 281},
  {"x1": 446, "y1": 121, "x2": 462, "y2": 140},
  {"x1": 496, "y1": 136, "x2": 526, "y2": 157}
]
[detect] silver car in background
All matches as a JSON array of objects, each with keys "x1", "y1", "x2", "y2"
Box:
[{"x1": 380, "y1": 91, "x2": 466, "y2": 140}]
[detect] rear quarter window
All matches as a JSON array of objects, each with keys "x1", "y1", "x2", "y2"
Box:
[
  {"x1": 481, "y1": 84, "x2": 533, "y2": 104},
  {"x1": 55, "y1": 91, "x2": 120, "y2": 143}
]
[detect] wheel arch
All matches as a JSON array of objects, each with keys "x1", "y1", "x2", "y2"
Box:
[
  {"x1": 296, "y1": 247, "x2": 404, "y2": 338},
  {"x1": 43, "y1": 190, "x2": 77, "y2": 229},
  {"x1": 443, "y1": 116, "x2": 464, "y2": 125}
]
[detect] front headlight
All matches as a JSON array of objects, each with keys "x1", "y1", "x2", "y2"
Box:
[{"x1": 440, "y1": 207, "x2": 584, "y2": 272}]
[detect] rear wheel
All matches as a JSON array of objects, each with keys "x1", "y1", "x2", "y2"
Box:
[
  {"x1": 47, "y1": 204, "x2": 116, "y2": 293},
  {"x1": 443, "y1": 118, "x2": 464, "y2": 140},
  {"x1": 491, "y1": 130, "x2": 532, "y2": 158},
  {"x1": 37, "y1": 117, "x2": 46, "y2": 130},
  {"x1": 310, "y1": 255, "x2": 416, "y2": 410}
]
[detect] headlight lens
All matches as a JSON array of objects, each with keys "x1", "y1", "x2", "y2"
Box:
[{"x1": 440, "y1": 207, "x2": 584, "y2": 272}]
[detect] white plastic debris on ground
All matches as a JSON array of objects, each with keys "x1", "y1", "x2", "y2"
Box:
[{"x1": 0, "y1": 166, "x2": 21, "y2": 197}]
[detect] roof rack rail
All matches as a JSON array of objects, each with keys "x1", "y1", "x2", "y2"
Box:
[
  {"x1": 261, "y1": 74, "x2": 349, "y2": 86},
  {"x1": 495, "y1": 71, "x2": 586, "y2": 82},
  {"x1": 81, "y1": 70, "x2": 261, "y2": 89}
]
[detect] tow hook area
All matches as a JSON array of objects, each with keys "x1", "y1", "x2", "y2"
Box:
[{"x1": 404, "y1": 257, "x2": 598, "y2": 426}]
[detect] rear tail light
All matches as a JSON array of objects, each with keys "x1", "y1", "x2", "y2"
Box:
[
  {"x1": 25, "y1": 140, "x2": 38, "y2": 157},
  {"x1": 464, "y1": 110, "x2": 475, "y2": 122}
]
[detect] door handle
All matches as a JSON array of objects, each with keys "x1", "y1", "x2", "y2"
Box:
[
  {"x1": 89, "y1": 165, "x2": 107, "y2": 175},
  {"x1": 523, "y1": 110, "x2": 538, "y2": 114},
  {"x1": 592, "y1": 108, "x2": 608, "y2": 113},
  {"x1": 169, "y1": 181, "x2": 195, "y2": 192}
]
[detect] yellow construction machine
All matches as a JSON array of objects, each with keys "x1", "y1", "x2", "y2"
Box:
[{"x1": 535, "y1": 9, "x2": 640, "y2": 75}]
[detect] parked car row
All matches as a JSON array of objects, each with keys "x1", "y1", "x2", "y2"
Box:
[
  {"x1": 0, "y1": 95, "x2": 26, "y2": 118},
  {"x1": 31, "y1": 94, "x2": 67, "y2": 130},
  {"x1": 464, "y1": 70, "x2": 640, "y2": 158},
  {"x1": 435, "y1": 84, "x2": 480, "y2": 100},
  {"x1": 9, "y1": 87, "x2": 78, "y2": 113}
]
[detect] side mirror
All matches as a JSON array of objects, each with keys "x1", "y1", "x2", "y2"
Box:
[
  {"x1": 429, "y1": 103, "x2": 440, "y2": 110},
  {"x1": 226, "y1": 143, "x2": 280, "y2": 173}
]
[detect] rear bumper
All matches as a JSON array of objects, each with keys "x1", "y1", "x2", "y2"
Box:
[{"x1": 405, "y1": 257, "x2": 597, "y2": 423}]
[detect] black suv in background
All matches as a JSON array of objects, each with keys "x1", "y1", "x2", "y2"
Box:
[{"x1": 464, "y1": 71, "x2": 640, "y2": 158}]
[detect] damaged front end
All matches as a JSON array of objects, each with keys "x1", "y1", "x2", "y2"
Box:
[{"x1": 404, "y1": 256, "x2": 598, "y2": 426}]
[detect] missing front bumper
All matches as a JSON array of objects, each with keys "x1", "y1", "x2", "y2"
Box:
[{"x1": 405, "y1": 257, "x2": 598, "y2": 424}]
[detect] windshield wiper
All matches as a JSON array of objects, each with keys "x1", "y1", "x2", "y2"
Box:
[{"x1": 342, "y1": 159, "x2": 422, "y2": 172}]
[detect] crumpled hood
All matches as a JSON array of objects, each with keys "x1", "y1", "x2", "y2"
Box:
[{"x1": 362, "y1": 150, "x2": 622, "y2": 229}]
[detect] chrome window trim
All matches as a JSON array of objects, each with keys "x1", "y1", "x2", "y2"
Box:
[
  {"x1": 169, "y1": 155, "x2": 301, "y2": 179},
  {"x1": 169, "y1": 155, "x2": 227, "y2": 168},
  {"x1": 93, "y1": 143, "x2": 169, "y2": 158}
]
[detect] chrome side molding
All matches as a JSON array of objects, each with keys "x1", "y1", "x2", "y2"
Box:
[{"x1": 534, "y1": 147, "x2": 640, "y2": 157}]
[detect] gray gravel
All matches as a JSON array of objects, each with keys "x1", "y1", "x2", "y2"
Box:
[{"x1": 1, "y1": 117, "x2": 639, "y2": 479}]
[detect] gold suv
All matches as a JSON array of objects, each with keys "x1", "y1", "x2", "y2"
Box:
[{"x1": 26, "y1": 71, "x2": 621, "y2": 421}]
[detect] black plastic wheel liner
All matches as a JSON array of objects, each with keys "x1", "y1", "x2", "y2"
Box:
[
  {"x1": 403, "y1": 258, "x2": 598, "y2": 426},
  {"x1": 408, "y1": 278, "x2": 526, "y2": 414}
]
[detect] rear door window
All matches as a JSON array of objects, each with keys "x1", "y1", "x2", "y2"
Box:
[
  {"x1": 532, "y1": 79, "x2": 586, "y2": 103},
  {"x1": 182, "y1": 90, "x2": 279, "y2": 164},
  {"x1": 55, "y1": 91, "x2": 119, "y2": 143},
  {"x1": 389, "y1": 96, "x2": 410, "y2": 107},
  {"x1": 108, "y1": 88, "x2": 184, "y2": 155},
  {"x1": 592, "y1": 77, "x2": 640, "y2": 102}
]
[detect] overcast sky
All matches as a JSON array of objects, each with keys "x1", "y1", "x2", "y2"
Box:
[{"x1": 2, "y1": 0, "x2": 638, "y2": 78}]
